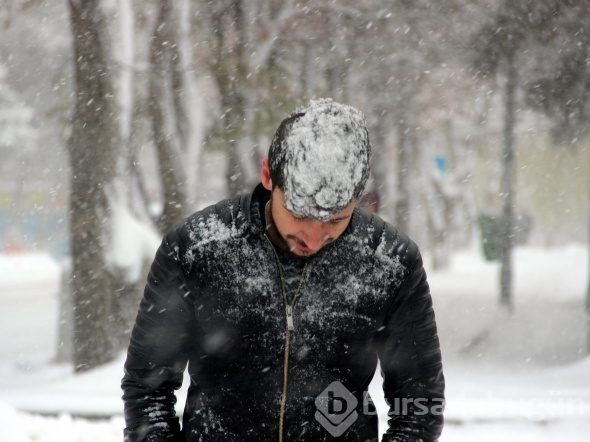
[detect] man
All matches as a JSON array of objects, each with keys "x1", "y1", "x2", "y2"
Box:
[{"x1": 122, "y1": 98, "x2": 445, "y2": 441}]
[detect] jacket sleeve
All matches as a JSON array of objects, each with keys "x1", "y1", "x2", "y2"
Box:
[
  {"x1": 121, "y1": 230, "x2": 195, "y2": 442},
  {"x1": 377, "y1": 243, "x2": 445, "y2": 442}
]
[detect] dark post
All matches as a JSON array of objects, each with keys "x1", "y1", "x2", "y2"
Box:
[{"x1": 499, "y1": 53, "x2": 517, "y2": 311}]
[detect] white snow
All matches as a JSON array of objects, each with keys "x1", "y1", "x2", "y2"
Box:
[
  {"x1": 277, "y1": 98, "x2": 370, "y2": 220},
  {"x1": 0, "y1": 401, "x2": 124, "y2": 442},
  {"x1": 187, "y1": 212, "x2": 242, "y2": 247},
  {"x1": 0, "y1": 243, "x2": 589, "y2": 440},
  {"x1": 0, "y1": 252, "x2": 60, "y2": 289},
  {"x1": 108, "y1": 196, "x2": 161, "y2": 283}
]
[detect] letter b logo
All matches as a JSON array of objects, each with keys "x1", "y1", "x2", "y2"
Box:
[
  {"x1": 328, "y1": 390, "x2": 348, "y2": 415},
  {"x1": 315, "y1": 381, "x2": 358, "y2": 437}
]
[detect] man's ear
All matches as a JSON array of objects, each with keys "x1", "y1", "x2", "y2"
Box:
[{"x1": 261, "y1": 157, "x2": 273, "y2": 191}]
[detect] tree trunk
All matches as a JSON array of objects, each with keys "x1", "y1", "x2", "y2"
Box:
[
  {"x1": 126, "y1": 0, "x2": 157, "y2": 221},
  {"x1": 209, "y1": 0, "x2": 260, "y2": 197},
  {"x1": 586, "y1": 190, "x2": 590, "y2": 353},
  {"x1": 368, "y1": 107, "x2": 389, "y2": 218},
  {"x1": 149, "y1": 0, "x2": 188, "y2": 234},
  {"x1": 225, "y1": 1, "x2": 252, "y2": 196},
  {"x1": 395, "y1": 117, "x2": 411, "y2": 234},
  {"x1": 182, "y1": 0, "x2": 206, "y2": 206},
  {"x1": 68, "y1": 0, "x2": 120, "y2": 371},
  {"x1": 499, "y1": 53, "x2": 517, "y2": 312}
]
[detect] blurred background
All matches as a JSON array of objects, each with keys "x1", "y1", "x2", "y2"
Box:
[{"x1": 0, "y1": 0, "x2": 589, "y2": 440}]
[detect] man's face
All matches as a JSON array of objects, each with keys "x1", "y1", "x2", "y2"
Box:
[{"x1": 269, "y1": 187, "x2": 356, "y2": 257}]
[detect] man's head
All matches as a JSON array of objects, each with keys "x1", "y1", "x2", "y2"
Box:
[{"x1": 261, "y1": 98, "x2": 372, "y2": 256}]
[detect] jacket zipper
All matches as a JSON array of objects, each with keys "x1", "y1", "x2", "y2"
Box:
[{"x1": 263, "y1": 234, "x2": 308, "y2": 442}]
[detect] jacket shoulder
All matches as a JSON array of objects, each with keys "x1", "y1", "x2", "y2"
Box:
[
  {"x1": 351, "y1": 208, "x2": 420, "y2": 268},
  {"x1": 168, "y1": 195, "x2": 249, "y2": 269}
]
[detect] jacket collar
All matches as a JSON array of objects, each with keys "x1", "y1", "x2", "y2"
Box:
[{"x1": 240, "y1": 183, "x2": 270, "y2": 235}]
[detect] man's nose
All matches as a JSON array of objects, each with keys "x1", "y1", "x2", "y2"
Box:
[{"x1": 301, "y1": 221, "x2": 328, "y2": 251}]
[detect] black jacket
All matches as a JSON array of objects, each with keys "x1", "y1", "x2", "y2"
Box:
[{"x1": 122, "y1": 184, "x2": 445, "y2": 441}]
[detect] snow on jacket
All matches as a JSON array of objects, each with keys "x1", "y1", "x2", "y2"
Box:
[{"x1": 122, "y1": 184, "x2": 445, "y2": 441}]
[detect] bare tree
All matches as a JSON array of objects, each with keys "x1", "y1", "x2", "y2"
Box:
[
  {"x1": 518, "y1": 0, "x2": 590, "y2": 349},
  {"x1": 68, "y1": 0, "x2": 121, "y2": 371},
  {"x1": 471, "y1": 0, "x2": 562, "y2": 310},
  {"x1": 200, "y1": 0, "x2": 366, "y2": 196},
  {"x1": 65, "y1": 0, "x2": 207, "y2": 371},
  {"x1": 357, "y1": 1, "x2": 456, "y2": 234},
  {"x1": 499, "y1": 54, "x2": 518, "y2": 311},
  {"x1": 148, "y1": 1, "x2": 189, "y2": 233},
  {"x1": 587, "y1": 193, "x2": 590, "y2": 352},
  {"x1": 148, "y1": 0, "x2": 206, "y2": 235}
]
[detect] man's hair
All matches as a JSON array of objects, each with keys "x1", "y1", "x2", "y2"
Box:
[{"x1": 268, "y1": 98, "x2": 371, "y2": 221}]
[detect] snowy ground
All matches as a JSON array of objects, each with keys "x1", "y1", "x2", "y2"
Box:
[{"x1": 0, "y1": 244, "x2": 589, "y2": 441}]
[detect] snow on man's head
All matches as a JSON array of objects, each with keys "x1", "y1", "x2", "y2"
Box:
[{"x1": 268, "y1": 98, "x2": 371, "y2": 221}]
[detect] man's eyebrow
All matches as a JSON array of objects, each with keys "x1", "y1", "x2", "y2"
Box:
[{"x1": 330, "y1": 214, "x2": 352, "y2": 222}]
